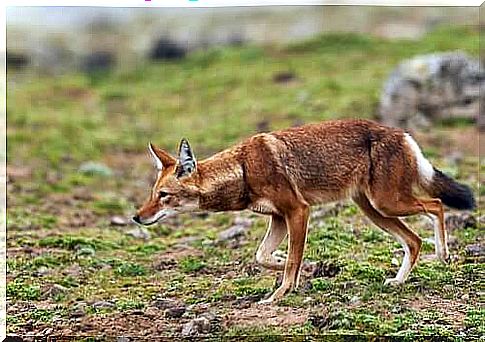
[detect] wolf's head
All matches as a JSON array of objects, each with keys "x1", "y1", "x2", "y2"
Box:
[{"x1": 133, "y1": 139, "x2": 200, "y2": 225}]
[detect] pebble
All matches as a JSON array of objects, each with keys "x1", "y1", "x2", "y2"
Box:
[
  {"x1": 35, "y1": 266, "x2": 50, "y2": 276},
  {"x1": 92, "y1": 300, "x2": 116, "y2": 309},
  {"x1": 126, "y1": 227, "x2": 151, "y2": 240},
  {"x1": 164, "y1": 306, "x2": 186, "y2": 318},
  {"x1": 233, "y1": 216, "x2": 253, "y2": 228},
  {"x1": 465, "y1": 244, "x2": 485, "y2": 257},
  {"x1": 42, "y1": 284, "x2": 68, "y2": 298},
  {"x1": 110, "y1": 215, "x2": 130, "y2": 226},
  {"x1": 349, "y1": 295, "x2": 361, "y2": 305},
  {"x1": 181, "y1": 317, "x2": 211, "y2": 336},
  {"x1": 217, "y1": 225, "x2": 246, "y2": 242},
  {"x1": 152, "y1": 298, "x2": 177, "y2": 310}
]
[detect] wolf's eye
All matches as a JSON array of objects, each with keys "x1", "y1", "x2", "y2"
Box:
[{"x1": 158, "y1": 191, "x2": 169, "y2": 199}]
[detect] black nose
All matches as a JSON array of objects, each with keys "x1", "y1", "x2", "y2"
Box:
[{"x1": 132, "y1": 215, "x2": 141, "y2": 224}]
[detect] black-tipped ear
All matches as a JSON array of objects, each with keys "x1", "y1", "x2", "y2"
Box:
[{"x1": 177, "y1": 138, "x2": 197, "y2": 177}]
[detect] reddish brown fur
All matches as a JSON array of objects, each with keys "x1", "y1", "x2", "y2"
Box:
[{"x1": 135, "y1": 119, "x2": 467, "y2": 303}]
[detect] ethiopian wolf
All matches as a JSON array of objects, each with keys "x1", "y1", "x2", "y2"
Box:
[{"x1": 133, "y1": 119, "x2": 475, "y2": 303}]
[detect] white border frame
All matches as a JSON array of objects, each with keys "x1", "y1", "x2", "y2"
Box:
[
  {"x1": 4, "y1": 0, "x2": 484, "y2": 7},
  {"x1": 2, "y1": 1, "x2": 482, "y2": 340}
]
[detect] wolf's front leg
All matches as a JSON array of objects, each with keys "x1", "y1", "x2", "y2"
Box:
[
  {"x1": 256, "y1": 214, "x2": 287, "y2": 270},
  {"x1": 259, "y1": 205, "x2": 309, "y2": 304}
]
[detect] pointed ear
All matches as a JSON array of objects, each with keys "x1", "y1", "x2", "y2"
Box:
[
  {"x1": 148, "y1": 142, "x2": 176, "y2": 170},
  {"x1": 177, "y1": 138, "x2": 197, "y2": 177}
]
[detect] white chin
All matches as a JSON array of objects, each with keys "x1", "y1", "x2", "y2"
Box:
[{"x1": 142, "y1": 210, "x2": 176, "y2": 225}]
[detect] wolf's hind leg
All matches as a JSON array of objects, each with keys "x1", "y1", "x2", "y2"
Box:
[
  {"x1": 418, "y1": 198, "x2": 448, "y2": 263},
  {"x1": 371, "y1": 193, "x2": 448, "y2": 263},
  {"x1": 353, "y1": 192, "x2": 422, "y2": 285},
  {"x1": 256, "y1": 214, "x2": 287, "y2": 271}
]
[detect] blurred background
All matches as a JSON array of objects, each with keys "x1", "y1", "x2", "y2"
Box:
[
  {"x1": 7, "y1": 7, "x2": 478, "y2": 74},
  {"x1": 6, "y1": 6, "x2": 483, "y2": 337}
]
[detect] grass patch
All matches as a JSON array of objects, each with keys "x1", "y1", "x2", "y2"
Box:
[{"x1": 178, "y1": 256, "x2": 206, "y2": 273}]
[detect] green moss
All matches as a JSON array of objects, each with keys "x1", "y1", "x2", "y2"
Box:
[
  {"x1": 178, "y1": 256, "x2": 206, "y2": 273},
  {"x1": 114, "y1": 262, "x2": 147, "y2": 277},
  {"x1": 38, "y1": 236, "x2": 118, "y2": 251},
  {"x1": 7, "y1": 280, "x2": 41, "y2": 300}
]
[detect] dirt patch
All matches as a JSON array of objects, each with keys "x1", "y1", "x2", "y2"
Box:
[
  {"x1": 56, "y1": 308, "x2": 176, "y2": 337},
  {"x1": 407, "y1": 295, "x2": 468, "y2": 327},
  {"x1": 224, "y1": 306, "x2": 309, "y2": 328},
  {"x1": 152, "y1": 246, "x2": 204, "y2": 271}
]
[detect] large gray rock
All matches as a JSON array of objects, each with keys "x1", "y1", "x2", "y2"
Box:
[{"x1": 379, "y1": 52, "x2": 485, "y2": 130}]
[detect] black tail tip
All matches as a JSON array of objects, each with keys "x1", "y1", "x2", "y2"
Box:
[
  {"x1": 434, "y1": 169, "x2": 476, "y2": 210},
  {"x1": 440, "y1": 189, "x2": 476, "y2": 210}
]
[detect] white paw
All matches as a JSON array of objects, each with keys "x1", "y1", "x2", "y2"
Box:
[
  {"x1": 437, "y1": 251, "x2": 450, "y2": 264},
  {"x1": 384, "y1": 277, "x2": 403, "y2": 286}
]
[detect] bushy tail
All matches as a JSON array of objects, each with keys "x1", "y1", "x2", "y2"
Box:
[
  {"x1": 404, "y1": 133, "x2": 476, "y2": 211},
  {"x1": 425, "y1": 168, "x2": 476, "y2": 210}
]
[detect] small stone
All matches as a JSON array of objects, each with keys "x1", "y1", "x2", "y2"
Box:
[
  {"x1": 181, "y1": 317, "x2": 211, "y2": 336},
  {"x1": 152, "y1": 298, "x2": 177, "y2": 310},
  {"x1": 92, "y1": 300, "x2": 116, "y2": 309},
  {"x1": 233, "y1": 216, "x2": 253, "y2": 228},
  {"x1": 164, "y1": 306, "x2": 186, "y2": 318},
  {"x1": 42, "y1": 284, "x2": 68, "y2": 299},
  {"x1": 126, "y1": 227, "x2": 151, "y2": 240},
  {"x1": 79, "y1": 162, "x2": 113, "y2": 177},
  {"x1": 217, "y1": 225, "x2": 246, "y2": 242},
  {"x1": 349, "y1": 295, "x2": 361, "y2": 305},
  {"x1": 35, "y1": 266, "x2": 50, "y2": 276},
  {"x1": 461, "y1": 293, "x2": 470, "y2": 301},
  {"x1": 110, "y1": 216, "x2": 129, "y2": 226},
  {"x1": 465, "y1": 244, "x2": 485, "y2": 257}
]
